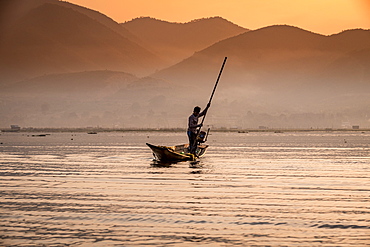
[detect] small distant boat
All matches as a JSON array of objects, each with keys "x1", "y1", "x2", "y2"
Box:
[
  {"x1": 31, "y1": 134, "x2": 48, "y2": 137},
  {"x1": 146, "y1": 143, "x2": 208, "y2": 162}
]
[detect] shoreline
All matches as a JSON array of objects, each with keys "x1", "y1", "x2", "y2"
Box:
[{"x1": 1, "y1": 127, "x2": 369, "y2": 133}]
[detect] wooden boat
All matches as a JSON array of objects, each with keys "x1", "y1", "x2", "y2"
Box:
[{"x1": 146, "y1": 143, "x2": 208, "y2": 162}]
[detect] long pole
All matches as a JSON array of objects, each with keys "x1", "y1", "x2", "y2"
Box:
[
  {"x1": 199, "y1": 56, "x2": 228, "y2": 128},
  {"x1": 192, "y1": 57, "x2": 227, "y2": 152}
]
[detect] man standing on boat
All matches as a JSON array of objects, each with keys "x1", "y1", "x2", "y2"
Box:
[{"x1": 187, "y1": 103, "x2": 210, "y2": 154}]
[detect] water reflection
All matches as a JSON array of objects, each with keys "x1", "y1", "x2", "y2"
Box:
[
  {"x1": 150, "y1": 160, "x2": 175, "y2": 167},
  {"x1": 150, "y1": 159, "x2": 206, "y2": 171}
]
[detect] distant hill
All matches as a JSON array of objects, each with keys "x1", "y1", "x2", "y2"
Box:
[
  {"x1": 0, "y1": 1, "x2": 248, "y2": 84},
  {"x1": 155, "y1": 25, "x2": 370, "y2": 86},
  {"x1": 154, "y1": 25, "x2": 370, "y2": 115},
  {"x1": 122, "y1": 17, "x2": 248, "y2": 65},
  {"x1": 0, "y1": 0, "x2": 162, "y2": 84}
]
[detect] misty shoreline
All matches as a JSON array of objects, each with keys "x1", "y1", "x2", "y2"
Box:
[{"x1": 1, "y1": 128, "x2": 368, "y2": 133}]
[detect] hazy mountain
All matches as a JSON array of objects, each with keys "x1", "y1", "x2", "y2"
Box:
[
  {"x1": 0, "y1": 0, "x2": 139, "y2": 42},
  {"x1": 0, "y1": 0, "x2": 162, "y2": 84},
  {"x1": 122, "y1": 17, "x2": 248, "y2": 66},
  {"x1": 155, "y1": 25, "x2": 370, "y2": 89},
  {"x1": 152, "y1": 25, "x2": 370, "y2": 127},
  {"x1": 0, "y1": 1, "x2": 247, "y2": 85},
  {"x1": 1, "y1": 0, "x2": 369, "y2": 129}
]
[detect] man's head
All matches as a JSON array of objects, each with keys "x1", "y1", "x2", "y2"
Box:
[{"x1": 193, "y1": 106, "x2": 201, "y2": 116}]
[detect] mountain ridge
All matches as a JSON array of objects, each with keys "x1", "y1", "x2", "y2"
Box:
[
  {"x1": 155, "y1": 25, "x2": 370, "y2": 81},
  {"x1": 121, "y1": 16, "x2": 248, "y2": 65},
  {"x1": 152, "y1": 25, "x2": 370, "y2": 120},
  {"x1": 0, "y1": 0, "x2": 162, "y2": 83}
]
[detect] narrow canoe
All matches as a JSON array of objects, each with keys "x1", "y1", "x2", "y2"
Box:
[{"x1": 146, "y1": 143, "x2": 208, "y2": 162}]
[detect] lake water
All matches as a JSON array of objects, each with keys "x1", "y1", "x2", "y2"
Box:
[{"x1": 1, "y1": 131, "x2": 369, "y2": 246}]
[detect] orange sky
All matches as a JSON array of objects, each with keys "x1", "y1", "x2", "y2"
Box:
[{"x1": 67, "y1": 0, "x2": 370, "y2": 35}]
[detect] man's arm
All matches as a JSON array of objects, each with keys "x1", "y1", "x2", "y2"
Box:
[{"x1": 199, "y1": 103, "x2": 211, "y2": 117}]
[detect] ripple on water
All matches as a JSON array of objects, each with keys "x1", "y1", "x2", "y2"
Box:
[{"x1": 1, "y1": 131, "x2": 369, "y2": 246}]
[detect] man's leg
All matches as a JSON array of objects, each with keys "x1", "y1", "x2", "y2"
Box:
[
  {"x1": 187, "y1": 131, "x2": 197, "y2": 154},
  {"x1": 190, "y1": 132, "x2": 197, "y2": 154}
]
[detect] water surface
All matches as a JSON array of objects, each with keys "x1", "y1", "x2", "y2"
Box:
[{"x1": 1, "y1": 131, "x2": 369, "y2": 246}]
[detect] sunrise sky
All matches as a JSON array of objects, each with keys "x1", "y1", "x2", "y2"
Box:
[{"x1": 66, "y1": 0, "x2": 370, "y2": 35}]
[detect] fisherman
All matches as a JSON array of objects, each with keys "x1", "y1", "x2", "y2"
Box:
[{"x1": 187, "y1": 103, "x2": 210, "y2": 154}]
